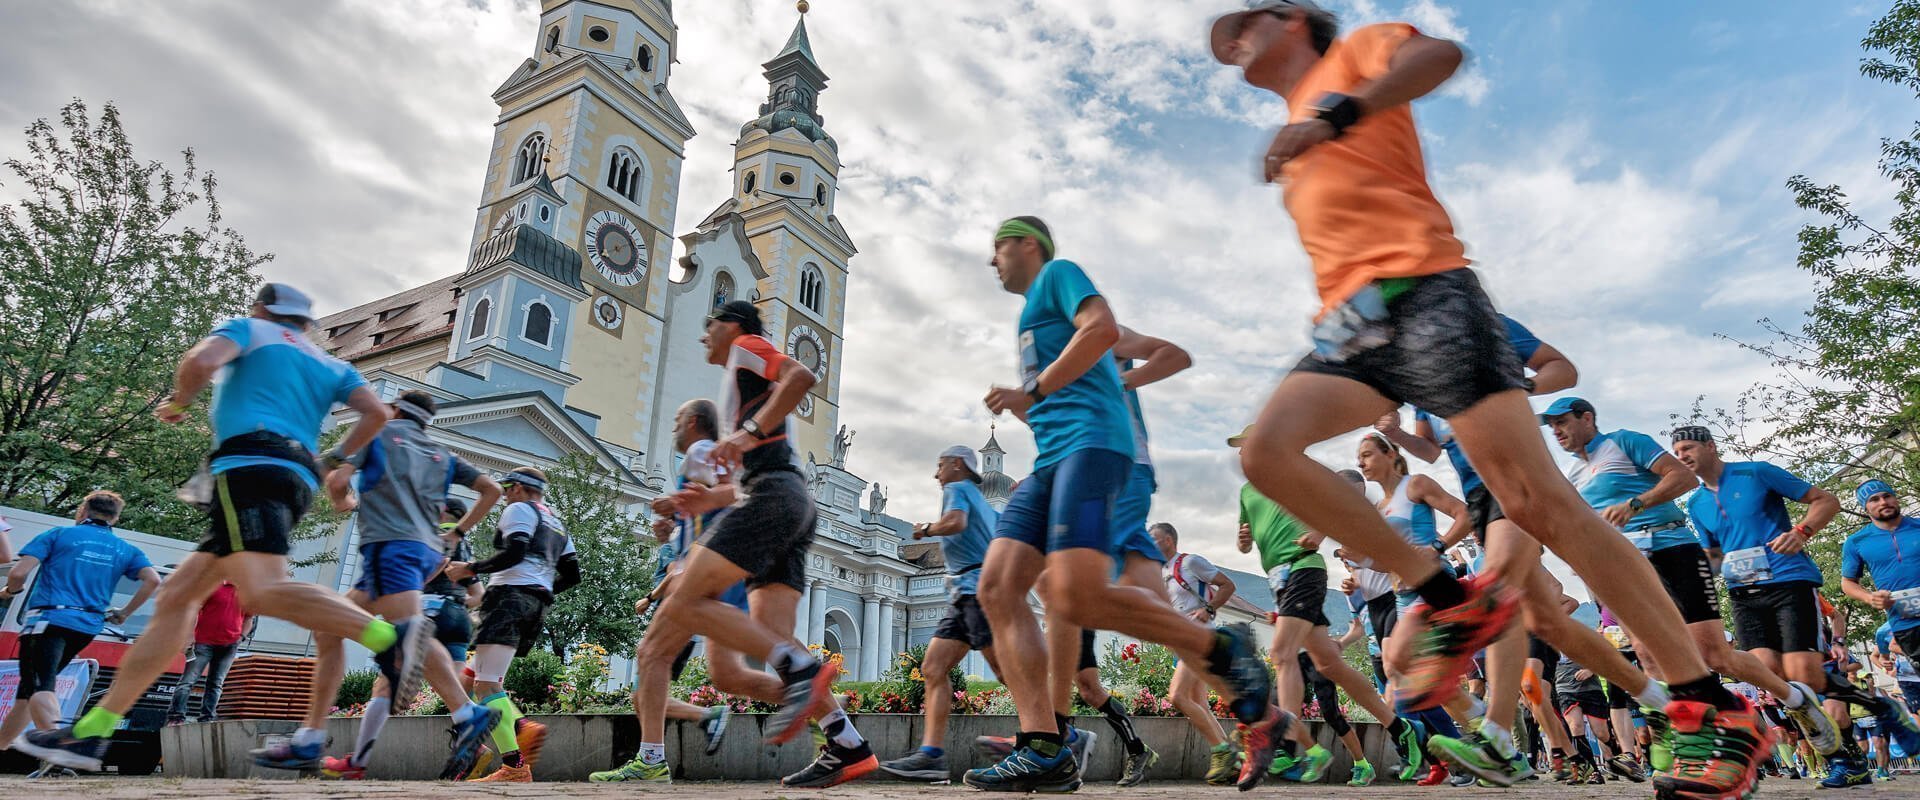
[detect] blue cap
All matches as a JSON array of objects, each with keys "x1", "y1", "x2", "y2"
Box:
[
  {"x1": 1856, "y1": 479, "x2": 1895, "y2": 508},
  {"x1": 1537, "y1": 396, "x2": 1595, "y2": 425}
]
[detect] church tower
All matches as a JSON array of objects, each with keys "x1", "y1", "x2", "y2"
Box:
[{"x1": 458, "y1": 0, "x2": 694, "y2": 452}]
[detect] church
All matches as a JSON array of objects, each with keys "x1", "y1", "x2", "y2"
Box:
[{"x1": 302, "y1": 0, "x2": 1026, "y2": 681}]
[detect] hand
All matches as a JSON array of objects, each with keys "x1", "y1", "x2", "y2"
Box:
[
  {"x1": 710, "y1": 430, "x2": 755, "y2": 470},
  {"x1": 1373, "y1": 412, "x2": 1401, "y2": 434},
  {"x1": 983, "y1": 385, "x2": 1034, "y2": 418},
  {"x1": 674, "y1": 483, "x2": 726, "y2": 516},
  {"x1": 1187, "y1": 607, "x2": 1214, "y2": 623},
  {"x1": 1767, "y1": 529, "x2": 1807, "y2": 555},
  {"x1": 650, "y1": 496, "x2": 678, "y2": 516},
  {"x1": 634, "y1": 596, "x2": 653, "y2": 617},
  {"x1": 1870, "y1": 590, "x2": 1894, "y2": 611},
  {"x1": 0, "y1": 586, "x2": 16, "y2": 600},
  {"x1": 155, "y1": 397, "x2": 191, "y2": 424},
  {"x1": 1296, "y1": 531, "x2": 1325, "y2": 551},
  {"x1": 912, "y1": 523, "x2": 931, "y2": 540},
  {"x1": 650, "y1": 517, "x2": 674, "y2": 543},
  {"x1": 328, "y1": 491, "x2": 358, "y2": 514},
  {"x1": 1340, "y1": 574, "x2": 1357, "y2": 594},
  {"x1": 106, "y1": 608, "x2": 128, "y2": 625},
  {"x1": 1600, "y1": 502, "x2": 1634, "y2": 529},
  {"x1": 1574, "y1": 669, "x2": 1594, "y2": 682},
  {"x1": 444, "y1": 562, "x2": 474, "y2": 582},
  {"x1": 1237, "y1": 523, "x2": 1253, "y2": 553},
  {"x1": 1262, "y1": 119, "x2": 1337, "y2": 182}
]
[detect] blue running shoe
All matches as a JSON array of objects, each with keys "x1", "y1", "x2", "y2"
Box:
[
  {"x1": 251, "y1": 735, "x2": 325, "y2": 771},
  {"x1": 1874, "y1": 697, "x2": 1920, "y2": 758},
  {"x1": 1818, "y1": 755, "x2": 1872, "y2": 789},
  {"x1": 440, "y1": 704, "x2": 504, "y2": 780},
  {"x1": 963, "y1": 745, "x2": 1080, "y2": 793},
  {"x1": 13, "y1": 728, "x2": 109, "y2": 772}
]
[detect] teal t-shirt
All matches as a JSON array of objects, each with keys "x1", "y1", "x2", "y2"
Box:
[{"x1": 1018, "y1": 260, "x2": 1133, "y2": 468}]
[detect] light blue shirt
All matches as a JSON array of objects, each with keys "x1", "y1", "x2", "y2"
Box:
[
  {"x1": 1018, "y1": 260, "x2": 1133, "y2": 468},
  {"x1": 940, "y1": 481, "x2": 996, "y2": 596},
  {"x1": 207, "y1": 317, "x2": 367, "y2": 485},
  {"x1": 1688, "y1": 461, "x2": 1822, "y2": 587},
  {"x1": 19, "y1": 521, "x2": 152, "y2": 636},
  {"x1": 1842, "y1": 516, "x2": 1920, "y2": 633},
  {"x1": 1566, "y1": 429, "x2": 1692, "y2": 550}
]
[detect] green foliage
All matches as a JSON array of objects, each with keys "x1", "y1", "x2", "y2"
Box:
[
  {"x1": 533, "y1": 452, "x2": 656, "y2": 658},
  {"x1": 504, "y1": 649, "x2": 563, "y2": 710},
  {"x1": 884, "y1": 642, "x2": 965, "y2": 709},
  {"x1": 335, "y1": 669, "x2": 377, "y2": 711},
  {"x1": 1097, "y1": 639, "x2": 1175, "y2": 699},
  {"x1": 0, "y1": 99, "x2": 265, "y2": 538}
]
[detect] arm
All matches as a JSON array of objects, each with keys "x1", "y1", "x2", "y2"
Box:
[
  {"x1": 1337, "y1": 621, "x2": 1366, "y2": 651},
  {"x1": 985, "y1": 297, "x2": 1122, "y2": 418},
  {"x1": 553, "y1": 553, "x2": 582, "y2": 594},
  {"x1": 459, "y1": 476, "x2": 504, "y2": 534},
  {"x1": 158, "y1": 336, "x2": 242, "y2": 421},
  {"x1": 464, "y1": 581, "x2": 483, "y2": 609},
  {"x1": 1203, "y1": 572, "x2": 1237, "y2": 614},
  {"x1": 714, "y1": 360, "x2": 816, "y2": 468},
  {"x1": 1112, "y1": 326, "x2": 1191, "y2": 391},
  {"x1": 1601, "y1": 451, "x2": 1695, "y2": 528},
  {"x1": 1412, "y1": 476, "x2": 1474, "y2": 549},
  {"x1": 324, "y1": 464, "x2": 357, "y2": 513},
  {"x1": 464, "y1": 535, "x2": 529, "y2": 575},
  {"x1": 1379, "y1": 414, "x2": 1444, "y2": 464},
  {"x1": 1352, "y1": 33, "x2": 1465, "y2": 114},
  {"x1": 331, "y1": 387, "x2": 393, "y2": 464},
  {"x1": 1526, "y1": 342, "x2": 1578, "y2": 395},
  {"x1": 1237, "y1": 523, "x2": 1253, "y2": 554},
  {"x1": 1793, "y1": 486, "x2": 1841, "y2": 535},
  {"x1": 109, "y1": 566, "x2": 163, "y2": 624},
  {"x1": 1, "y1": 554, "x2": 40, "y2": 598},
  {"x1": 916, "y1": 508, "x2": 970, "y2": 538}
]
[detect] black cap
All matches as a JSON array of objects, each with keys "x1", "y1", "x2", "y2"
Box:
[
  {"x1": 1670, "y1": 425, "x2": 1714, "y2": 444},
  {"x1": 708, "y1": 300, "x2": 764, "y2": 335}
]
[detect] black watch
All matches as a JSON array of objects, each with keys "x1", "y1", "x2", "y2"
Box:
[
  {"x1": 1309, "y1": 92, "x2": 1364, "y2": 137},
  {"x1": 741, "y1": 418, "x2": 767, "y2": 439},
  {"x1": 1628, "y1": 497, "x2": 1646, "y2": 513}
]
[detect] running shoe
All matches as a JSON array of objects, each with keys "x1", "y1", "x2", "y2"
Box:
[
  {"x1": 1205, "y1": 742, "x2": 1240, "y2": 786},
  {"x1": 1874, "y1": 695, "x2": 1920, "y2": 757},
  {"x1": 1236, "y1": 706, "x2": 1290, "y2": 792},
  {"x1": 963, "y1": 745, "x2": 1080, "y2": 793},
  {"x1": 973, "y1": 734, "x2": 1015, "y2": 760},
  {"x1": 1782, "y1": 681, "x2": 1842, "y2": 756},
  {"x1": 879, "y1": 748, "x2": 951, "y2": 783},
  {"x1": 469, "y1": 761, "x2": 531, "y2": 782},
  {"x1": 1875, "y1": 765, "x2": 1893, "y2": 781},
  {"x1": 1390, "y1": 717, "x2": 1426, "y2": 780},
  {"x1": 589, "y1": 753, "x2": 671, "y2": 783},
  {"x1": 1550, "y1": 753, "x2": 1571, "y2": 783},
  {"x1": 1584, "y1": 763, "x2": 1608, "y2": 785},
  {"x1": 1209, "y1": 623, "x2": 1274, "y2": 723},
  {"x1": 13, "y1": 728, "x2": 109, "y2": 773},
  {"x1": 783, "y1": 740, "x2": 879, "y2": 788},
  {"x1": 1655, "y1": 698, "x2": 1772, "y2": 800},
  {"x1": 320, "y1": 756, "x2": 367, "y2": 780},
  {"x1": 1428, "y1": 731, "x2": 1532, "y2": 787},
  {"x1": 1116, "y1": 745, "x2": 1157, "y2": 787},
  {"x1": 1394, "y1": 576, "x2": 1517, "y2": 712},
  {"x1": 700, "y1": 704, "x2": 731, "y2": 755},
  {"x1": 440, "y1": 704, "x2": 503, "y2": 780},
  {"x1": 1818, "y1": 756, "x2": 1872, "y2": 789},
  {"x1": 250, "y1": 735, "x2": 325, "y2": 771},
  {"x1": 1266, "y1": 748, "x2": 1297, "y2": 778},
  {"x1": 514, "y1": 718, "x2": 547, "y2": 769},
  {"x1": 766, "y1": 662, "x2": 836, "y2": 746},
  {"x1": 1065, "y1": 726, "x2": 1096, "y2": 770},
  {"x1": 1295, "y1": 744, "x2": 1332, "y2": 783},
  {"x1": 373, "y1": 616, "x2": 432, "y2": 706},
  {"x1": 1448, "y1": 770, "x2": 1478, "y2": 787},
  {"x1": 1347, "y1": 759, "x2": 1376, "y2": 786},
  {"x1": 1607, "y1": 753, "x2": 1646, "y2": 783},
  {"x1": 464, "y1": 747, "x2": 498, "y2": 781},
  {"x1": 25, "y1": 764, "x2": 78, "y2": 779},
  {"x1": 1643, "y1": 699, "x2": 1674, "y2": 774},
  {"x1": 1416, "y1": 763, "x2": 1449, "y2": 786}
]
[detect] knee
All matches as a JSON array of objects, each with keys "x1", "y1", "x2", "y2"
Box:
[
  {"x1": 977, "y1": 578, "x2": 1020, "y2": 616},
  {"x1": 156, "y1": 582, "x2": 206, "y2": 615},
  {"x1": 1497, "y1": 492, "x2": 1553, "y2": 540},
  {"x1": 1239, "y1": 437, "x2": 1305, "y2": 485}
]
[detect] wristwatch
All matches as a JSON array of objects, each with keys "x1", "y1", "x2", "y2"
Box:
[
  {"x1": 741, "y1": 418, "x2": 768, "y2": 439},
  {"x1": 1627, "y1": 497, "x2": 1646, "y2": 513}
]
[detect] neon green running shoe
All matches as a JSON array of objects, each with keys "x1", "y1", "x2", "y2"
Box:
[
  {"x1": 1295, "y1": 745, "x2": 1331, "y2": 783},
  {"x1": 1347, "y1": 759, "x2": 1376, "y2": 786},
  {"x1": 590, "y1": 754, "x2": 671, "y2": 783}
]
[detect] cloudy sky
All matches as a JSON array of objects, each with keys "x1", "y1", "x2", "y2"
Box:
[{"x1": 2, "y1": 0, "x2": 1907, "y2": 597}]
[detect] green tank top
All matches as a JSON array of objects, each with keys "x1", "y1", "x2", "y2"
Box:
[{"x1": 1239, "y1": 483, "x2": 1326, "y2": 574}]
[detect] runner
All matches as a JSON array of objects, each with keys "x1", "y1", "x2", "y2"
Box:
[
  {"x1": 1875, "y1": 621, "x2": 1920, "y2": 714},
  {"x1": 1554, "y1": 648, "x2": 1618, "y2": 784},
  {"x1": 967, "y1": 217, "x2": 1268, "y2": 793},
  {"x1": 877, "y1": 445, "x2": 1002, "y2": 784},
  {"x1": 1150, "y1": 523, "x2": 1244, "y2": 786},
  {"x1": 18, "y1": 284, "x2": 425, "y2": 773},
  {"x1": 628, "y1": 301, "x2": 874, "y2": 789},
  {"x1": 0, "y1": 492, "x2": 159, "y2": 752},
  {"x1": 443, "y1": 466, "x2": 577, "y2": 782},
  {"x1": 594, "y1": 399, "x2": 750, "y2": 783},
  {"x1": 1669, "y1": 424, "x2": 1845, "y2": 756},
  {"x1": 301, "y1": 390, "x2": 505, "y2": 780},
  {"x1": 1837, "y1": 479, "x2": 1920, "y2": 780},
  {"x1": 424, "y1": 498, "x2": 482, "y2": 689},
  {"x1": 1205, "y1": 6, "x2": 1762, "y2": 795}
]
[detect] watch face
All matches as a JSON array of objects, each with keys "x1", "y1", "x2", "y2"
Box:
[
  {"x1": 592, "y1": 295, "x2": 623, "y2": 329},
  {"x1": 585, "y1": 210, "x2": 647, "y2": 286}
]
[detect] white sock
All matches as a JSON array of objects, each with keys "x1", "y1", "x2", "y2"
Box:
[
  {"x1": 769, "y1": 642, "x2": 815, "y2": 675},
  {"x1": 1783, "y1": 684, "x2": 1809, "y2": 708},
  {"x1": 1464, "y1": 693, "x2": 1488, "y2": 722},
  {"x1": 820, "y1": 707, "x2": 864, "y2": 748},
  {"x1": 1481, "y1": 719, "x2": 1516, "y2": 757},
  {"x1": 1634, "y1": 681, "x2": 1671, "y2": 710},
  {"x1": 352, "y1": 697, "x2": 391, "y2": 766},
  {"x1": 450, "y1": 702, "x2": 479, "y2": 724},
  {"x1": 294, "y1": 726, "x2": 328, "y2": 749},
  {"x1": 640, "y1": 742, "x2": 666, "y2": 764}
]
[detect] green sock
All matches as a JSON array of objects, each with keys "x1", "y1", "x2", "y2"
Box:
[
  {"x1": 484, "y1": 693, "x2": 521, "y2": 754},
  {"x1": 73, "y1": 707, "x2": 122, "y2": 740},
  {"x1": 358, "y1": 619, "x2": 397, "y2": 652}
]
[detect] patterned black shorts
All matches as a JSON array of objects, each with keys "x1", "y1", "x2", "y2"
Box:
[{"x1": 1293, "y1": 269, "x2": 1528, "y2": 419}]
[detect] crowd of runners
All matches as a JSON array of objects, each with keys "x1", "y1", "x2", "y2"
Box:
[{"x1": 5, "y1": 2, "x2": 1920, "y2": 799}]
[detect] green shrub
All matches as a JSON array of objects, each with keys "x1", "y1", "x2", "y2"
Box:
[
  {"x1": 336, "y1": 669, "x2": 378, "y2": 710},
  {"x1": 504, "y1": 649, "x2": 563, "y2": 710}
]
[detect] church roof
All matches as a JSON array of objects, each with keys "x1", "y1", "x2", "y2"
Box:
[
  {"x1": 468, "y1": 224, "x2": 585, "y2": 290},
  {"x1": 775, "y1": 16, "x2": 818, "y2": 66},
  {"x1": 314, "y1": 273, "x2": 461, "y2": 361}
]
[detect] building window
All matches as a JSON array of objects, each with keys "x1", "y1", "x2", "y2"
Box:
[
  {"x1": 799, "y1": 264, "x2": 824, "y2": 313},
  {"x1": 523, "y1": 301, "x2": 553, "y2": 347},
  {"x1": 512, "y1": 133, "x2": 546, "y2": 184},
  {"x1": 636, "y1": 44, "x2": 654, "y2": 72},
  {"x1": 779, "y1": 171, "x2": 796, "y2": 187},
  {"x1": 742, "y1": 171, "x2": 756, "y2": 195},
  {"x1": 606, "y1": 147, "x2": 643, "y2": 203},
  {"x1": 587, "y1": 26, "x2": 610, "y2": 43},
  {"x1": 815, "y1": 183, "x2": 828, "y2": 206},
  {"x1": 713, "y1": 272, "x2": 735, "y2": 309},
  {"x1": 466, "y1": 297, "x2": 491, "y2": 340},
  {"x1": 544, "y1": 26, "x2": 560, "y2": 53}
]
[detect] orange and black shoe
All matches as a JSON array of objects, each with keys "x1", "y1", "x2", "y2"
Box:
[
  {"x1": 514, "y1": 718, "x2": 548, "y2": 771},
  {"x1": 1396, "y1": 575, "x2": 1518, "y2": 712},
  {"x1": 1654, "y1": 697, "x2": 1773, "y2": 800},
  {"x1": 1235, "y1": 706, "x2": 1292, "y2": 792},
  {"x1": 783, "y1": 740, "x2": 879, "y2": 788}
]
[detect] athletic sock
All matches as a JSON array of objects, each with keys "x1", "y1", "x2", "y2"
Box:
[
  {"x1": 1055, "y1": 712, "x2": 1072, "y2": 737},
  {"x1": 1096, "y1": 697, "x2": 1145, "y2": 755},
  {"x1": 74, "y1": 708, "x2": 122, "y2": 740},
  {"x1": 482, "y1": 692, "x2": 522, "y2": 758},
  {"x1": 352, "y1": 696, "x2": 391, "y2": 767},
  {"x1": 769, "y1": 642, "x2": 816, "y2": 679},
  {"x1": 639, "y1": 742, "x2": 666, "y2": 764},
  {"x1": 1022, "y1": 731, "x2": 1063, "y2": 759},
  {"x1": 920, "y1": 745, "x2": 945, "y2": 758},
  {"x1": 821, "y1": 708, "x2": 864, "y2": 748},
  {"x1": 294, "y1": 726, "x2": 327, "y2": 749},
  {"x1": 1412, "y1": 571, "x2": 1468, "y2": 610},
  {"x1": 1669, "y1": 674, "x2": 1741, "y2": 710},
  {"x1": 1481, "y1": 720, "x2": 1517, "y2": 757},
  {"x1": 359, "y1": 619, "x2": 398, "y2": 652},
  {"x1": 450, "y1": 702, "x2": 480, "y2": 724},
  {"x1": 1784, "y1": 683, "x2": 1809, "y2": 708},
  {"x1": 1633, "y1": 681, "x2": 1671, "y2": 710},
  {"x1": 1463, "y1": 692, "x2": 1488, "y2": 722}
]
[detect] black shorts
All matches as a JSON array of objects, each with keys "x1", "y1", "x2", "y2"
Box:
[
  {"x1": 1728, "y1": 580, "x2": 1821, "y2": 654},
  {"x1": 671, "y1": 639, "x2": 698, "y2": 681},
  {"x1": 474, "y1": 585, "x2": 552, "y2": 656},
  {"x1": 1466, "y1": 485, "x2": 1507, "y2": 536},
  {"x1": 934, "y1": 594, "x2": 993, "y2": 651},
  {"x1": 1291, "y1": 269, "x2": 1529, "y2": 419},
  {"x1": 1365, "y1": 592, "x2": 1398, "y2": 645},
  {"x1": 1559, "y1": 690, "x2": 1610, "y2": 719},
  {"x1": 696, "y1": 469, "x2": 816, "y2": 592},
  {"x1": 1899, "y1": 628, "x2": 1920, "y2": 672},
  {"x1": 199, "y1": 465, "x2": 312, "y2": 556},
  {"x1": 1605, "y1": 677, "x2": 1634, "y2": 710},
  {"x1": 1078, "y1": 628, "x2": 1100, "y2": 673},
  {"x1": 17, "y1": 624, "x2": 95, "y2": 696},
  {"x1": 1647, "y1": 543, "x2": 1721, "y2": 624},
  {"x1": 1274, "y1": 566, "x2": 1330, "y2": 627}
]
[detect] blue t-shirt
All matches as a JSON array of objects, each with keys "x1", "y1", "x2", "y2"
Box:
[
  {"x1": 1119, "y1": 357, "x2": 1153, "y2": 468},
  {"x1": 1416, "y1": 316, "x2": 1541, "y2": 494},
  {"x1": 19, "y1": 521, "x2": 153, "y2": 636},
  {"x1": 1687, "y1": 461, "x2": 1822, "y2": 587},
  {"x1": 1566, "y1": 429, "x2": 1692, "y2": 550},
  {"x1": 1018, "y1": 260, "x2": 1133, "y2": 468},
  {"x1": 208, "y1": 318, "x2": 368, "y2": 486},
  {"x1": 1842, "y1": 517, "x2": 1920, "y2": 633},
  {"x1": 940, "y1": 481, "x2": 997, "y2": 596}
]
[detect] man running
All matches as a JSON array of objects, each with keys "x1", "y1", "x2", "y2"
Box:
[
  {"x1": 878, "y1": 445, "x2": 1000, "y2": 783},
  {"x1": 1669, "y1": 425, "x2": 1844, "y2": 756},
  {"x1": 303, "y1": 390, "x2": 505, "y2": 779},
  {"x1": 443, "y1": 466, "x2": 576, "y2": 782},
  {"x1": 426, "y1": 498, "x2": 483, "y2": 684},
  {"x1": 630, "y1": 301, "x2": 874, "y2": 789},
  {"x1": 19, "y1": 283, "x2": 424, "y2": 773},
  {"x1": 1205, "y1": 6, "x2": 1762, "y2": 795},
  {"x1": 1151, "y1": 523, "x2": 1244, "y2": 785},
  {"x1": 968, "y1": 217, "x2": 1268, "y2": 792},
  {"x1": 1838, "y1": 480, "x2": 1920, "y2": 769},
  {"x1": 0, "y1": 492, "x2": 159, "y2": 751}
]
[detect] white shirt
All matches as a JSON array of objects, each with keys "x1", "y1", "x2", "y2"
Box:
[
  {"x1": 491, "y1": 501, "x2": 574, "y2": 591},
  {"x1": 1162, "y1": 552, "x2": 1221, "y2": 615}
]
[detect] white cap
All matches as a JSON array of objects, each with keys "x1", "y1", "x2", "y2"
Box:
[{"x1": 939, "y1": 445, "x2": 982, "y2": 484}]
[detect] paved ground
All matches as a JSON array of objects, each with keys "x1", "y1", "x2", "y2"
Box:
[{"x1": 0, "y1": 776, "x2": 1911, "y2": 799}]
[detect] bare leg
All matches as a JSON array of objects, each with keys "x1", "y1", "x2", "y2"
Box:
[
  {"x1": 1170, "y1": 663, "x2": 1228, "y2": 747},
  {"x1": 1043, "y1": 549, "x2": 1212, "y2": 661},
  {"x1": 1039, "y1": 575, "x2": 1083, "y2": 719},
  {"x1": 1267, "y1": 617, "x2": 1320, "y2": 753},
  {"x1": 1690, "y1": 622, "x2": 1793, "y2": 699},
  {"x1": 95, "y1": 552, "x2": 227, "y2": 714},
  {"x1": 977, "y1": 538, "x2": 1052, "y2": 735},
  {"x1": 1304, "y1": 631, "x2": 1394, "y2": 724},
  {"x1": 920, "y1": 637, "x2": 971, "y2": 749}
]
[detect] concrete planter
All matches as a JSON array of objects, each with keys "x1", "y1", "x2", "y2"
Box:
[{"x1": 161, "y1": 713, "x2": 1400, "y2": 782}]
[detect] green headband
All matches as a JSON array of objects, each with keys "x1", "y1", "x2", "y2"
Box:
[{"x1": 995, "y1": 219, "x2": 1055, "y2": 258}]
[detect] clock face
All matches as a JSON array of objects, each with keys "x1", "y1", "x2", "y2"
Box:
[
  {"x1": 592, "y1": 295, "x2": 623, "y2": 330},
  {"x1": 585, "y1": 210, "x2": 647, "y2": 287},
  {"x1": 786, "y1": 324, "x2": 826, "y2": 376}
]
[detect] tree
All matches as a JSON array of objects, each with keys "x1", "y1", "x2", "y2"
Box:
[
  {"x1": 534, "y1": 452, "x2": 656, "y2": 659},
  {"x1": 0, "y1": 99, "x2": 265, "y2": 537},
  {"x1": 1686, "y1": 0, "x2": 1920, "y2": 645}
]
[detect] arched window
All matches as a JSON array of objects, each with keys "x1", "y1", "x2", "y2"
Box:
[
  {"x1": 466, "y1": 297, "x2": 491, "y2": 340},
  {"x1": 513, "y1": 133, "x2": 546, "y2": 184},
  {"x1": 799, "y1": 264, "x2": 824, "y2": 313},
  {"x1": 544, "y1": 26, "x2": 560, "y2": 53},
  {"x1": 523, "y1": 301, "x2": 553, "y2": 346},
  {"x1": 713, "y1": 272, "x2": 735, "y2": 309},
  {"x1": 605, "y1": 147, "x2": 643, "y2": 203},
  {"x1": 742, "y1": 171, "x2": 757, "y2": 195},
  {"x1": 815, "y1": 183, "x2": 828, "y2": 206},
  {"x1": 636, "y1": 44, "x2": 654, "y2": 72}
]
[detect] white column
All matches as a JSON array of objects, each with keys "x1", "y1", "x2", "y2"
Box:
[
  {"x1": 794, "y1": 580, "x2": 812, "y2": 642},
  {"x1": 807, "y1": 583, "x2": 827, "y2": 647},
  {"x1": 861, "y1": 597, "x2": 881, "y2": 680},
  {"x1": 879, "y1": 601, "x2": 897, "y2": 662}
]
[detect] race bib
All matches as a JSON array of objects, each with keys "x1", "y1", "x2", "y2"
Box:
[
  {"x1": 1018, "y1": 331, "x2": 1040, "y2": 393},
  {"x1": 1721, "y1": 546, "x2": 1772, "y2": 586},
  {"x1": 1624, "y1": 529, "x2": 1653, "y2": 554},
  {"x1": 1892, "y1": 587, "x2": 1920, "y2": 620},
  {"x1": 1310, "y1": 284, "x2": 1393, "y2": 364},
  {"x1": 1266, "y1": 563, "x2": 1293, "y2": 593}
]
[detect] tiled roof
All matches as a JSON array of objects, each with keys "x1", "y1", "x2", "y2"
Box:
[{"x1": 314, "y1": 273, "x2": 462, "y2": 362}]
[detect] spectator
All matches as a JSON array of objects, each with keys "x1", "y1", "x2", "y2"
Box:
[{"x1": 167, "y1": 581, "x2": 252, "y2": 724}]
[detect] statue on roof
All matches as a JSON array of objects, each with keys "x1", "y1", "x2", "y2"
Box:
[
  {"x1": 830, "y1": 425, "x2": 854, "y2": 468},
  {"x1": 867, "y1": 482, "x2": 887, "y2": 517}
]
